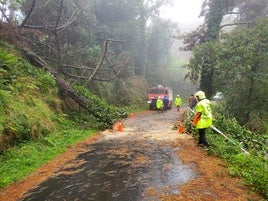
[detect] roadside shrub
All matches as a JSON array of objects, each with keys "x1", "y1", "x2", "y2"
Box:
[
  {"x1": 228, "y1": 154, "x2": 268, "y2": 198},
  {"x1": 214, "y1": 117, "x2": 268, "y2": 156},
  {"x1": 212, "y1": 103, "x2": 268, "y2": 156}
]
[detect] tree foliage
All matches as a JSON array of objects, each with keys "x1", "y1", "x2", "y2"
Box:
[
  {"x1": 216, "y1": 20, "x2": 268, "y2": 128},
  {"x1": 0, "y1": 0, "x2": 175, "y2": 107},
  {"x1": 181, "y1": 0, "x2": 268, "y2": 98},
  {"x1": 188, "y1": 19, "x2": 268, "y2": 130},
  {"x1": 91, "y1": 0, "x2": 173, "y2": 77}
]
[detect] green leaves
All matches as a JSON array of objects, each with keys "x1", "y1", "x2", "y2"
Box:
[
  {"x1": 0, "y1": 50, "x2": 18, "y2": 67},
  {"x1": 74, "y1": 85, "x2": 126, "y2": 130},
  {"x1": 0, "y1": 125, "x2": 97, "y2": 188},
  {"x1": 198, "y1": 103, "x2": 268, "y2": 198},
  {"x1": 187, "y1": 19, "x2": 268, "y2": 130},
  {"x1": 204, "y1": 119, "x2": 268, "y2": 198},
  {"x1": 227, "y1": 154, "x2": 268, "y2": 198},
  {"x1": 0, "y1": 47, "x2": 60, "y2": 152}
]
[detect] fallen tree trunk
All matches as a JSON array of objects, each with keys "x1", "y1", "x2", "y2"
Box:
[
  {"x1": 23, "y1": 50, "x2": 127, "y2": 129},
  {"x1": 23, "y1": 50, "x2": 93, "y2": 109}
]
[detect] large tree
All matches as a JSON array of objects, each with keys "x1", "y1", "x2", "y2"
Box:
[
  {"x1": 214, "y1": 20, "x2": 268, "y2": 128},
  {"x1": 181, "y1": 0, "x2": 268, "y2": 97},
  {"x1": 189, "y1": 19, "x2": 268, "y2": 130}
]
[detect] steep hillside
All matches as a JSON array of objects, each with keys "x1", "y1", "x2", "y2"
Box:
[{"x1": 0, "y1": 43, "x2": 62, "y2": 151}]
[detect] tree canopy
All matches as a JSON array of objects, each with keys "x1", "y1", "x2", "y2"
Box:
[
  {"x1": 0, "y1": 0, "x2": 176, "y2": 106},
  {"x1": 182, "y1": 0, "x2": 268, "y2": 98},
  {"x1": 187, "y1": 18, "x2": 268, "y2": 131}
]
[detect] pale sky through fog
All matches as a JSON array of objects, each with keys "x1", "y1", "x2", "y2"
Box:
[
  {"x1": 160, "y1": 1, "x2": 205, "y2": 59},
  {"x1": 160, "y1": 0, "x2": 205, "y2": 30}
]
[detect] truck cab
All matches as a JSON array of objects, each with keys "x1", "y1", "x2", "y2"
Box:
[{"x1": 147, "y1": 85, "x2": 173, "y2": 110}]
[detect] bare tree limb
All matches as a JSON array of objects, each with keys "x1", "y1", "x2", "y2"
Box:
[
  {"x1": 21, "y1": 8, "x2": 81, "y2": 33},
  {"x1": 105, "y1": 56, "x2": 118, "y2": 75},
  {"x1": 220, "y1": 22, "x2": 251, "y2": 29},
  {"x1": 224, "y1": 11, "x2": 240, "y2": 15},
  {"x1": 84, "y1": 39, "x2": 124, "y2": 86},
  {"x1": 57, "y1": 9, "x2": 81, "y2": 33},
  {"x1": 64, "y1": 55, "x2": 130, "y2": 82},
  {"x1": 20, "y1": 0, "x2": 36, "y2": 28},
  {"x1": 54, "y1": 0, "x2": 64, "y2": 32},
  {"x1": 92, "y1": 56, "x2": 131, "y2": 81}
]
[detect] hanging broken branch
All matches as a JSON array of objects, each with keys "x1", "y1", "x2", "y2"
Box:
[{"x1": 84, "y1": 39, "x2": 125, "y2": 86}]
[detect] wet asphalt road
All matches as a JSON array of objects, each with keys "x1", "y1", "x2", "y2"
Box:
[{"x1": 20, "y1": 107, "x2": 197, "y2": 201}]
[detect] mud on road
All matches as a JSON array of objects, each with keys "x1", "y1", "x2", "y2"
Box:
[{"x1": 0, "y1": 107, "x2": 264, "y2": 201}]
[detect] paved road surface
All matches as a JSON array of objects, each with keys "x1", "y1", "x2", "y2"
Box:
[{"x1": 20, "y1": 107, "x2": 196, "y2": 201}]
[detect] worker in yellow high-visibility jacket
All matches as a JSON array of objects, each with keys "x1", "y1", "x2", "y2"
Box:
[
  {"x1": 156, "y1": 96, "x2": 163, "y2": 113},
  {"x1": 192, "y1": 91, "x2": 213, "y2": 147},
  {"x1": 175, "y1": 94, "x2": 182, "y2": 111}
]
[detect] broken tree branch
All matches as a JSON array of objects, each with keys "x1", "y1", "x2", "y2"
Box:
[{"x1": 84, "y1": 39, "x2": 124, "y2": 86}]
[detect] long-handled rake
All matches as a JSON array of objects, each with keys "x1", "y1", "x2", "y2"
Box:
[{"x1": 187, "y1": 107, "x2": 249, "y2": 155}]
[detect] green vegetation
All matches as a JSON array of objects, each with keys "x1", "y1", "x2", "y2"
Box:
[
  {"x1": 0, "y1": 46, "x2": 59, "y2": 151},
  {"x1": 187, "y1": 19, "x2": 268, "y2": 132},
  {"x1": 73, "y1": 85, "x2": 127, "y2": 129},
  {"x1": 0, "y1": 43, "x2": 127, "y2": 188},
  {"x1": 182, "y1": 4, "x2": 268, "y2": 197},
  {"x1": 0, "y1": 1, "x2": 267, "y2": 198},
  {"x1": 206, "y1": 131, "x2": 267, "y2": 198},
  {"x1": 0, "y1": 121, "x2": 97, "y2": 187},
  {"x1": 211, "y1": 104, "x2": 267, "y2": 198}
]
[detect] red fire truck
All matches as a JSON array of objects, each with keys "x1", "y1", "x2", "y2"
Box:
[{"x1": 146, "y1": 85, "x2": 173, "y2": 110}]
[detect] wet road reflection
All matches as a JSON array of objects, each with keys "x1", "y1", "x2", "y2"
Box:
[{"x1": 20, "y1": 109, "x2": 197, "y2": 201}]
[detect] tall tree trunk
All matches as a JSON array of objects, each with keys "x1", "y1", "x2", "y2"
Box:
[
  {"x1": 205, "y1": 0, "x2": 224, "y2": 41},
  {"x1": 200, "y1": 0, "x2": 225, "y2": 97},
  {"x1": 135, "y1": 10, "x2": 146, "y2": 76},
  {"x1": 245, "y1": 65, "x2": 257, "y2": 122}
]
